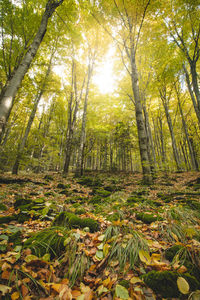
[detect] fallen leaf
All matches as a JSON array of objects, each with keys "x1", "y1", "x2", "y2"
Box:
[
  {"x1": 11, "y1": 291, "x2": 20, "y2": 300},
  {"x1": 0, "y1": 284, "x2": 12, "y2": 296},
  {"x1": 177, "y1": 277, "x2": 190, "y2": 294},
  {"x1": 130, "y1": 276, "x2": 143, "y2": 284},
  {"x1": 138, "y1": 250, "x2": 151, "y2": 265}
]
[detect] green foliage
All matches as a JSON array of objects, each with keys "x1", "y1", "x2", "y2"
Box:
[{"x1": 52, "y1": 211, "x2": 99, "y2": 232}]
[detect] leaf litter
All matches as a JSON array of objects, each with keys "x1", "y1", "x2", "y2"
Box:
[{"x1": 0, "y1": 172, "x2": 200, "y2": 299}]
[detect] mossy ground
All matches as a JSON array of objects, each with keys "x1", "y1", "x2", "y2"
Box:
[{"x1": 0, "y1": 171, "x2": 200, "y2": 299}]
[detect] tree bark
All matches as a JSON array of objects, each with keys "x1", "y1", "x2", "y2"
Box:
[
  {"x1": 130, "y1": 56, "x2": 152, "y2": 182},
  {"x1": 76, "y1": 55, "x2": 94, "y2": 176},
  {"x1": 160, "y1": 89, "x2": 182, "y2": 171},
  {"x1": 12, "y1": 54, "x2": 53, "y2": 174},
  {"x1": 0, "y1": 0, "x2": 64, "y2": 141},
  {"x1": 183, "y1": 64, "x2": 200, "y2": 127},
  {"x1": 176, "y1": 86, "x2": 199, "y2": 171}
]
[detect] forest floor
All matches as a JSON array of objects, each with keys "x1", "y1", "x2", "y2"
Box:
[{"x1": 0, "y1": 171, "x2": 200, "y2": 300}]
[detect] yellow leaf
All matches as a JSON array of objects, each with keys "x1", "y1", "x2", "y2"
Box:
[
  {"x1": 177, "y1": 277, "x2": 190, "y2": 294},
  {"x1": 103, "y1": 243, "x2": 110, "y2": 256},
  {"x1": 102, "y1": 277, "x2": 111, "y2": 286},
  {"x1": 130, "y1": 276, "x2": 143, "y2": 284},
  {"x1": 151, "y1": 253, "x2": 161, "y2": 261},
  {"x1": 11, "y1": 291, "x2": 20, "y2": 300},
  {"x1": 0, "y1": 284, "x2": 11, "y2": 296},
  {"x1": 51, "y1": 283, "x2": 62, "y2": 293},
  {"x1": 138, "y1": 250, "x2": 151, "y2": 265},
  {"x1": 171, "y1": 232, "x2": 179, "y2": 242}
]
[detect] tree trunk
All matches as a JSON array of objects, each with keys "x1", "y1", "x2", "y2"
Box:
[
  {"x1": 0, "y1": 0, "x2": 63, "y2": 141},
  {"x1": 183, "y1": 64, "x2": 200, "y2": 127},
  {"x1": 76, "y1": 56, "x2": 94, "y2": 176},
  {"x1": 12, "y1": 55, "x2": 53, "y2": 174},
  {"x1": 130, "y1": 56, "x2": 152, "y2": 183},
  {"x1": 176, "y1": 90, "x2": 199, "y2": 170}
]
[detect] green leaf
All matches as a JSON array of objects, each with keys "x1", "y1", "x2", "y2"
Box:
[
  {"x1": 97, "y1": 285, "x2": 108, "y2": 295},
  {"x1": 115, "y1": 284, "x2": 129, "y2": 300},
  {"x1": 42, "y1": 253, "x2": 50, "y2": 261},
  {"x1": 64, "y1": 237, "x2": 71, "y2": 246},
  {"x1": 98, "y1": 234, "x2": 105, "y2": 241},
  {"x1": 95, "y1": 250, "x2": 104, "y2": 260},
  {"x1": 25, "y1": 254, "x2": 38, "y2": 262},
  {"x1": 0, "y1": 234, "x2": 9, "y2": 241}
]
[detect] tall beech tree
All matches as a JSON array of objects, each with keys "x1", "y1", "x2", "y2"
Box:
[{"x1": 0, "y1": 0, "x2": 64, "y2": 141}]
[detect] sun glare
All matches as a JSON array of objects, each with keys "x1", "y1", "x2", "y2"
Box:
[{"x1": 93, "y1": 47, "x2": 116, "y2": 94}]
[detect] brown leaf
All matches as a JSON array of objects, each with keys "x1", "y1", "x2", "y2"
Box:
[
  {"x1": 21, "y1": 285, "x2": 29, "y2": 297},
  {"x1": 71, "y1": 289, "x2": 81, "y2": 298}
]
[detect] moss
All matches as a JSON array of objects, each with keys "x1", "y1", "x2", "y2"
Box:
[
  {"x1": 157, "y1": 193, "x2": 172, "y2": 203},
  {"x1": 59, "y1": 189, "x2": 72, "y2": 196},
  {"x1": 89, "y1": 195, "x2": 102, "y2": 204},
  {"x1": 44, "y1": 174, "x2": 53, "y2": 180},
  {"x1": 0, "y1": 203, "x2": 7, "y2": 211},
  {"x1": 75, "y1": 208, "x2": 86, "y2": 215},
  {"x1": 143, "y1": 270, "x2": 199, "y2": 298},
  {"x1": 77, "y1": 176, "x2": 102, "y2": 187},
  {"x1": 52, "y1": 212, "x2": 99, "y2": 232},
  {"x1": 136, "y1": 212, "x2": 163, "y2": 224},
  {"x1": 94, "y1": 189, "x2": 111, "y2": 198},
  {"x1": 165, "y1": 245, "x2": 184, "y2": 261},
  {"x1": 14, "y1": 197, "x2": 32, "y2": 209},
  {"x1": 127, "y1": 196, "x2": 143, "y2": 204},
  {"x1": 143, "y1": 271, "x2": 179, "y2": 298},
  {"x1": 119, "y1": 279, "x2": 130, "y2": 289},
  {"x1": 104, "y1": 185, "x2": 117, "y2": 192},
  {"x1": 57, "y1": 183, "x2": 69, "y2": 189},
  {"x1": 23, "y1": 227, "x2": 68, "y2": 258},
  {"x1": 0, "y1": 215, "x2": 17, "y2": 224},
  {"x1": 107, "y1": 212, "x2": 123, "y2": 221}
]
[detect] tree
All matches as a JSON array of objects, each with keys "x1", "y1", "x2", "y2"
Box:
[{"x1": 0, "y1": 0, "x2": 64, "y2": 141}]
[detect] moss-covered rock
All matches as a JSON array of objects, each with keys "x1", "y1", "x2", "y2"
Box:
[
  {"x1": 57, "y1": 183, "x2": 70, "y2": 189},
  {"x1": 75, "y1": 208, "x2": 86, "y2": 215},
  {"x1": 23, "y1": 227, "x2": 69, "y2": 258},
  {"x1": 118, "y1": 279, "x2": 130, "y2": 289},
  {"x1": 53, "y1": 212, "x2": 99, "y2": 232},
  {"x1": 136, "y1": 212, "x2": 163, "y2": 224},
  {"x1": 77, "y1": 176, "x2": 102, "y2": 187},
  {"x1": 0, "y1": 203, "x2": 7, "y2": 211},
  {"x1": 89, "y1": 195, "x2": 102, "y2": 204},
  {"x1": 165, "y1": 245, "x2": 184, "y2": 261},
  {"x1": 44, "y1": 174, "x2": 53, "y2": 180},
  {"x1": 0, "y1": 215, "x2": 17, "y2": 224},
  {"x1": 143, "y1": 270, "x2": 199, "y2": 298},
  {"x1": 157, "y1": 193, "x2": 173, "y2": 203},
  {"x1": 93, "y1": 189, "x2": 111, "y2": 198},
  {"x1": 127, "y1": 196, "x2": 143, "y2": 204}
]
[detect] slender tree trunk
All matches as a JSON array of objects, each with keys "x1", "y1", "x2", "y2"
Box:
[
  {"x1": 0, "y1": 0, "x2": 63, "y2": 141},
  {"x1": 177, "y1": 92, "x2": 198, "y2": 170},
  {"x1": 160, "y1": 90, "x2": 182, "y2": 171},
  {"x1": 143, "y1": 103, "x2": 156, "y2": 172},
  {"x1": 12, "y1": 56, "x2": 53, "y2": 174},
  {"x1": 183, "y1": 64, "x2": 200, "y2": 127},
  {"x1": 76, "y1": 56, "x2": 94, "y2": 176}
]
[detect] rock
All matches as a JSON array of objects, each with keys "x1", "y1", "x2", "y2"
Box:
[{"x1": 53, "y1": 212, "x2": 99, "y2": 232}]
